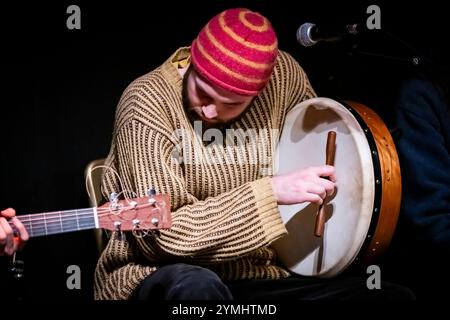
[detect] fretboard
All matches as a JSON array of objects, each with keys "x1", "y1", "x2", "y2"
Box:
[{"x1": 16, "y1": 208, "x2": 99, "y2": 238}]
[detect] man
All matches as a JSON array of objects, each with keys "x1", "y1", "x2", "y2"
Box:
[
  {"x1": 1, "y1": 8, "x2": 413, "y2": 300},
  {"x1": 93, "y1": 8, "x2": 413, "y2": 300}
]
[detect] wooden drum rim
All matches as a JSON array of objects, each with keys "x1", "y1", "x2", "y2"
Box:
[{"x1": 342, "y1": 100, "x2": 401, "y2": 266}]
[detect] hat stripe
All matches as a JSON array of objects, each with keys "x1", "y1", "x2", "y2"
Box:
[
  {"x1": 238, "y1": 10, "x2": 269, "y2": 32},
  {"x1": 205, "y1": 23, "x2": 272, "y2": 71},
  {"x1": 218, "y1": 12, "x2": 278, "y2": 52},
  {"x1": 195, "y1": 39, "x2": 271, "y2": 84}
]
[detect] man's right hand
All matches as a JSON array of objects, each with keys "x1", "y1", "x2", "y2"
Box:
[
  {"x1": 271, "y1": 165, "x2": 336, "y2": 205},
  {"x1": 0, "y1": 208, "x2": 29, "y2": 256}
]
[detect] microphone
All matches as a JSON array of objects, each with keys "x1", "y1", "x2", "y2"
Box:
[{"x1": 297, "y1": 22, "x2": 363, "y2": 47}]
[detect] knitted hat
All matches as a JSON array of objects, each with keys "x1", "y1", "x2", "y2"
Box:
[{"x1": 190, "y1": 8, "x2": 278, "y2": 96}]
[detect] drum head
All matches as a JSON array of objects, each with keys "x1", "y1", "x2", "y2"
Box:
[{"x1": 272, "y1": 97, "x2": 375, "y2": 277}]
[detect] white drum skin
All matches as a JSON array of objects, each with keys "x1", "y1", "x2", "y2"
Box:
[{"x1": 272, "y1": 97, "x2": 377, "y2": 277}]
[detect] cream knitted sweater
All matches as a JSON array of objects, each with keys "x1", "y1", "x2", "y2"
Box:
[{"x1": 94, "y1": 47, "x2": 316, "y2": 299}]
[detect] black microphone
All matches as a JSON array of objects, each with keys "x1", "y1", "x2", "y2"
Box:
[{"x1": 297, "y1": 22, "x2": 363, "y2": 47}]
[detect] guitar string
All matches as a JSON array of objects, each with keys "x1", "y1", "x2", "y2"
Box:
[{"x1": 16, "y1": 202, "x2": 163, "y2": 226}]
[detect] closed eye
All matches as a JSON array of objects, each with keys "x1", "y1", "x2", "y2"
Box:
[{"x1": 224, "y1": 102, "x2": 242, "y2": 107}]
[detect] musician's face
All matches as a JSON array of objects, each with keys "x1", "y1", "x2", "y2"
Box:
[{"x1": 183, "y1": 66, "x2": 254, "y2": 128}]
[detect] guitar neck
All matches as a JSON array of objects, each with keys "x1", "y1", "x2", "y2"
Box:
[
  {"x1": 11, "y1": 194, "x2": 172, "y2": 237},
  {"x1": 17, "y1": 208, "x2": 98, "y2": 238}
]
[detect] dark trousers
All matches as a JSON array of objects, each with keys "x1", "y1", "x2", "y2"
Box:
[{"x1": 133, "y1": 263, "x2": 415, "y2": 300}]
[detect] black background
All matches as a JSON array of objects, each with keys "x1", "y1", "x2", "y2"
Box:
[{"x1": 0, "y1": 0, "x2": 448, "y2": 300}]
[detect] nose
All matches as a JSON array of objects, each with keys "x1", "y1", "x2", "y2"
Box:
[{"x1": 202, "y1": 105, "x2": 218, "y2": 119}]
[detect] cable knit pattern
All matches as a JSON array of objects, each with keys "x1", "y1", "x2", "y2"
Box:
[{"x1": 94, "y1": 47, "x2": 316, "y2": 299}]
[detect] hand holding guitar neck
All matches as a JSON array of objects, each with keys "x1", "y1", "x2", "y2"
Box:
[
  {"x1": 0, "y1": 208, "x2": 29, "y2": 256},
  {"x1": 2, "y1": 192, "x2": 172, "y2": 241},
  {"x1": 314, "y1": 131, "x2": 336, "y2": 237}
]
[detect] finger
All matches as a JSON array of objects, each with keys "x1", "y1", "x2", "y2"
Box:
[
  {"x1": 11, "y1": 218, "x2": 29, "y2": 251},
  {"x1": 330, "y1": 171, "x2": 337, "y2": 183},
  {"x1": 11, "y1": 217, "x2": 29, "y2": 243},
  {"x1": 1, "y1": 208, "x2": 16, "y2": 218},
  {"x1": 0, "y1": 221, "x2": 7, "y2": 255},
  {"x1": 0, "y1": 218, "x2": 14, "y2": 255},
  {"x1": 307, "y1": 185, "x2": 327, "y2": 200},
  {"x1": 14, "y1": 237, "x2": 25, "y2": 252},
  {"x1": 306, "y1": 193, "x2": 323, "y2": 205},
  {"x1": 310, "y1": 165, "x2": 335, "y2": 179},
  {"x1": 321, "y1": 165, "x2": 337, "y2": 183},
  {"x1": 316, "y1": 178, "x2": 335, "y2": 196},
  {"x1": 0, "y1": 217, "x2": 14, "y2": 237},
  {"x1": 5, "y1": 240, "x2": 15, "y2": 255},
  {"x1": 327, "y1": 172, "x2": 336, "y2": 183}
]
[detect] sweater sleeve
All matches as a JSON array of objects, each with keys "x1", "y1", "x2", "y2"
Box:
[
  {"x1": 395, "y1": 78, "x2": 450, "y2": 255},
  {"x1": 101, "y1": 89, "x2": 286, "y2": 263}
]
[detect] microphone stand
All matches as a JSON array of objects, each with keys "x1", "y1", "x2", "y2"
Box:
[
  {"x1": 348, "y1": 49, "x2": 423, "y2": 67},
  {"x1": 347, "y1": 28, "x2": 447, "y2": 74}
]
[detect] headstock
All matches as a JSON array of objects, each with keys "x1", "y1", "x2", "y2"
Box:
[{"x1": 97, "y1": 193, "x2": 171, "y2": 234}]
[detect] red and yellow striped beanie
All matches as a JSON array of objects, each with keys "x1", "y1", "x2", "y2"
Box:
[{"x1": 190, "y1": 8, "x2": 279, "y2": 96}]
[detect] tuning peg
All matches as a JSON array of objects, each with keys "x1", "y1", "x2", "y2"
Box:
[
  {"x1": 132, "y1": 219, "x2": 150, "y2": 238},
  {"x1": 109, "y1": 192, "x2": 120, "y2": 211},
  {"x1": 147, "y1": 187, "x2": 156, "y2": 205},
  {"x1": 114, "y1": 221, "x2": 125, "y2": 240},
  {"x1": 147, "y1": 187, "x2": 156, "y2": 197},
  {"x1": 109, "y1": 192, "x2": 119, "y2": 202},
  {"x1": 128, "y1": 200, "x2": 138, "y2": 208},
  {"x1": 151, "y1": 217, "x2": 159, "y2": 227}
]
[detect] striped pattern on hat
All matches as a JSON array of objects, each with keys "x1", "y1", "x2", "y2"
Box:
[{"x1": 191, "y1": 8, "x2": 278, "y2": 96}]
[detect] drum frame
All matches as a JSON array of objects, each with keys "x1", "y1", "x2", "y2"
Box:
[{"x1": 342, "y1": 100, "x2": 401, "y2": 267}]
